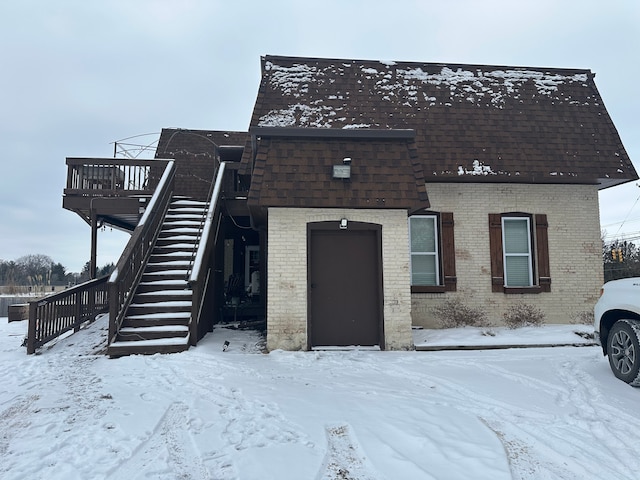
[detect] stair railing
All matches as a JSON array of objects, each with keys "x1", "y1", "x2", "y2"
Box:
[
  {"x1": 187, "y1": 162, "x2": 227, "y2": 345},
  {"x1": 108, "y1": 161, "x2": 176, "y2": 344},
  {"x1": 26, "y1": 276, "x2": 109, "y2": 354}
]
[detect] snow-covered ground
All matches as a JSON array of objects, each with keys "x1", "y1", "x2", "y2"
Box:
[{"x1": 1, "y1": 316, "x2": 639, "y2": 480}]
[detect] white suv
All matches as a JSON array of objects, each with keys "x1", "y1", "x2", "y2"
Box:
[{"x1": 594, "y1": 277, "x2": 640, "y2": 386}]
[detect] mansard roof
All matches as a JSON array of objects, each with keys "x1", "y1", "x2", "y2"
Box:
[
  {"x1": 246, "y1": 128, "x2": 429, "y2": 211},
  {"x1": 246, "y1": 55, "x2": 637, "y2": 188}
]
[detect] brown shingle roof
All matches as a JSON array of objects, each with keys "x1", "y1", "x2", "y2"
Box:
[
  {"x1": 155, "y1": 128, "x2": 249, "y2": 200},
  {"x1": 247, "y1": 131, "x2": 429, "y2": 211},
  {"x1": 245, "y1": 55, "x2": 637, "y2": 188},
  {"x1": 156, "y1": 128, "x2": 247, "y2": 157}
]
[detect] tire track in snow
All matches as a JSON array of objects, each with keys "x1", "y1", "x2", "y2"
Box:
[
  {"x1": 107, "y1": 402, "x2": 215, "y2": 480},
  {"x1": 154, "y1": 356, "x2": 315, "y2": 452},
  {"x1": 0, "y1": 395, "x2": 40, "y2": 478},
  {"x1": 220, "y1": 387, "x2": 312, "y2": 451},
  {"x1": 380, "y1": 351, "x2": 640, "y2": 480},
  {"x1": 552, "y1": 360, "x2": 640, "y2": 474},
  {"x1": 0, "y1": 395, "x2": 39, "y2": 455},
  {"x1": 475, "y1": 362, "x2": 640, "y2": 480},
  {"x1": 61, "y1": 356, "x2": 110, "y2": 426},
  {"x1": 316, "y1": 424, "x2": 384, "y2": 480},
  {"x1": 131, "y1": 354, "x2": 315, "y2": 477},
  {"x1": 480, "y1": 418, "x2": 585, "y2": 480},
  {"x1": 482, "y1": 359, "x2": 640, "y2": 480}
]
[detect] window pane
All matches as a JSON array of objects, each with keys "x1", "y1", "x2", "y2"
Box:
[
  {"x1": 505, "y1": 256, "x2": 530, "y2": 286},
  {"x1": 503, "y1": 219, "x2": 529, "y2": 254},
  {"x1": 411, "y1": 218, "x2": 436, "y2": 253},
  {"x1": 411, "y1": 254, "x2": 437, "y2": 285}
]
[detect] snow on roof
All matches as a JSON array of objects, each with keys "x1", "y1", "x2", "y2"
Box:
[
  {"x1": 249, "y1": 56, "x2": 637, "y2": 187},
  {"x1": 458, "y1": 160, "x2": 496, "y2": 176},
  {"x1": 259, "y1": 60, "x2": 593, "y2": 128}
]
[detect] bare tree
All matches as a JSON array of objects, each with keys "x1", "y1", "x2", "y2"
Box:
[{"x1": 16, "y1": 254, "x2": 54, "y2": 286}]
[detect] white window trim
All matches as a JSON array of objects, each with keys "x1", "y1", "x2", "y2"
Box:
[
  {"x1": 409, "y1": 215, "x2": 440, "y2": 286},
  {"x1": 501, "y1": 216, "x2": 533, "y2": 287}
]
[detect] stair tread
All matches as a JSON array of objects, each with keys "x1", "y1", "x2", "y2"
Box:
[
  {"x1": 136, "y1": 290, "x2": 192, "y2": 296},
  {"x1": 154, "y1": 243, "x2": 199, "y2": 249},
  {"x1": 119, "y1": 325, "x2": 189, "y2": 333},
  {"x1": 168, "y1": 212, "x2": 205, "y2": 215},
  {"x1": 148, "y1": 258, "x2": 193, "y2": 264},
  {"x1": 142, "y1": 270, "x2": 190, "y2": 276},
  {"x1": 124, "y1": 312, "x2": 191, "y2": 323},
  {"x1": 107, "y1": 335, "x2": 190, "y2": 356},
  {"x1": 156, "y1": 239, "x2": 197, "y2": 244},
  {"x1": 129, "y1": 301, "x2": 192, "y2": 307},
  {"x1": 112, "y1": 335, "x2": 189, "y2": 344},
  {"x1": 139, "y1": 280, "x2": 189, "y2": 286},
  {"x1": 109, "y1": 336, "x2": 190, "y2": 348},
  {"x1": 148, "y1": 260, "x2": 191, "y2": 265},
  {"x1": 170, "y1": 202, "x2": 207, "y2": 205},
  {"x1": 172, "y1": 200, "x2": 207, "y2": 205},
  {"x1": 157, "y1": 235, "x2": 199, "y2": 240}
]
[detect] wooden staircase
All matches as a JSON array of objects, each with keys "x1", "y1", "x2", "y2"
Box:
[{"x1": 107, "y1": 198, "x2": 208, "y2": 356}]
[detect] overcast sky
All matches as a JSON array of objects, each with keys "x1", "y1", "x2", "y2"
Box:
[{"x1": 1, "y1": 0, "x2": 639, "y2": 273}]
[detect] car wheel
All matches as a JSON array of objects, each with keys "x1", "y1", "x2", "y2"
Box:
[{"x1": 607, "y1": 319, "x2": 640, "y2": 386}]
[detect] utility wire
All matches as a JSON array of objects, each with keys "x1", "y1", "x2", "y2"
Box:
[{"x1": 614, "y1": 185, "x2": 640, "y2": 236}]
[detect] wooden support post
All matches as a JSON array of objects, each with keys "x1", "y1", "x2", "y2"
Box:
[
  {"x1": 75, "y1": 290, "x2": 82, "y2": 332},
  {"x1": 27, "y1": 302, "x2": 37, "y2": 354},
  {"x1": 90, "y1": 207, "x2": 98, "y2": 280}
]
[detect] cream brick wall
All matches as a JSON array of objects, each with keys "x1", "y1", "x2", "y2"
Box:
[
  {"x1": 412, "y1": 183, "x2": 604, "y2": 328},
  {"x1": 267, "y1": 207, "x2": 413, "y2": 351}
]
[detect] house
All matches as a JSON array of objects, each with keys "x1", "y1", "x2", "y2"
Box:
[
  {"x1": 50, "y1": 55, "x2": 636, "y2": 356},
  {"x1": 240, "y1": 55, "x2": 637, "y2": 351}
]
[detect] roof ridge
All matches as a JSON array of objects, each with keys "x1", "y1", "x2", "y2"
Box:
[{"x1": 261, "y1": 54, "x2": 593, "y2": 76}]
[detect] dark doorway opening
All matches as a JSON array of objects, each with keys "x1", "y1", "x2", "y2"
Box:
[{"x1": 217, "y1": 216, "x2": 264, "y2": 326}]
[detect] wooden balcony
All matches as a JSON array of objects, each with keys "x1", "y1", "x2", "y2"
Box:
[{"x1": 63, "y1": 157, "x2": 172, "y2": 231}]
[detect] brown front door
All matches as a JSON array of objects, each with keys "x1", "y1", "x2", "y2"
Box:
[{"x1": 308, "y1": 222, "x2": 383, "y2": 348}]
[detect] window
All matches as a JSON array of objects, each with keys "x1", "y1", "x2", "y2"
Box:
[
  {"x1": 409, "y1": 212, "x2": 456, "y2": 293},
  {"x1": 502, "y1": 217, "x2": 533, "y2": 287},
  {"x1": 489, "y1": 213, "x2": 551, "y2": 293},
  {"x1": 410, "y1": 215, "x2": 439, "y2": 286}
]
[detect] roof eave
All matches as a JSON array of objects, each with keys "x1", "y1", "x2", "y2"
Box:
[{"x1": 597, "y1": 176, "x2": 639, "y2": 190}]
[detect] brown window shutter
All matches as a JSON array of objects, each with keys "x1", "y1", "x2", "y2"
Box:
[
  {"x1": 440, "y1": 212, "x2": 457, "y2": 291},
  {"x1": 535, "y1": 214, "x2": 551, "y2": 292},
  {"x1": 488, "y1": 213, "x2": 504, "y2": 292}
]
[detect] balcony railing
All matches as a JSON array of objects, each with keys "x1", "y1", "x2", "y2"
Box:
[{"x1": 65, "y1": 158, "x2": 171, "y2": 197}]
